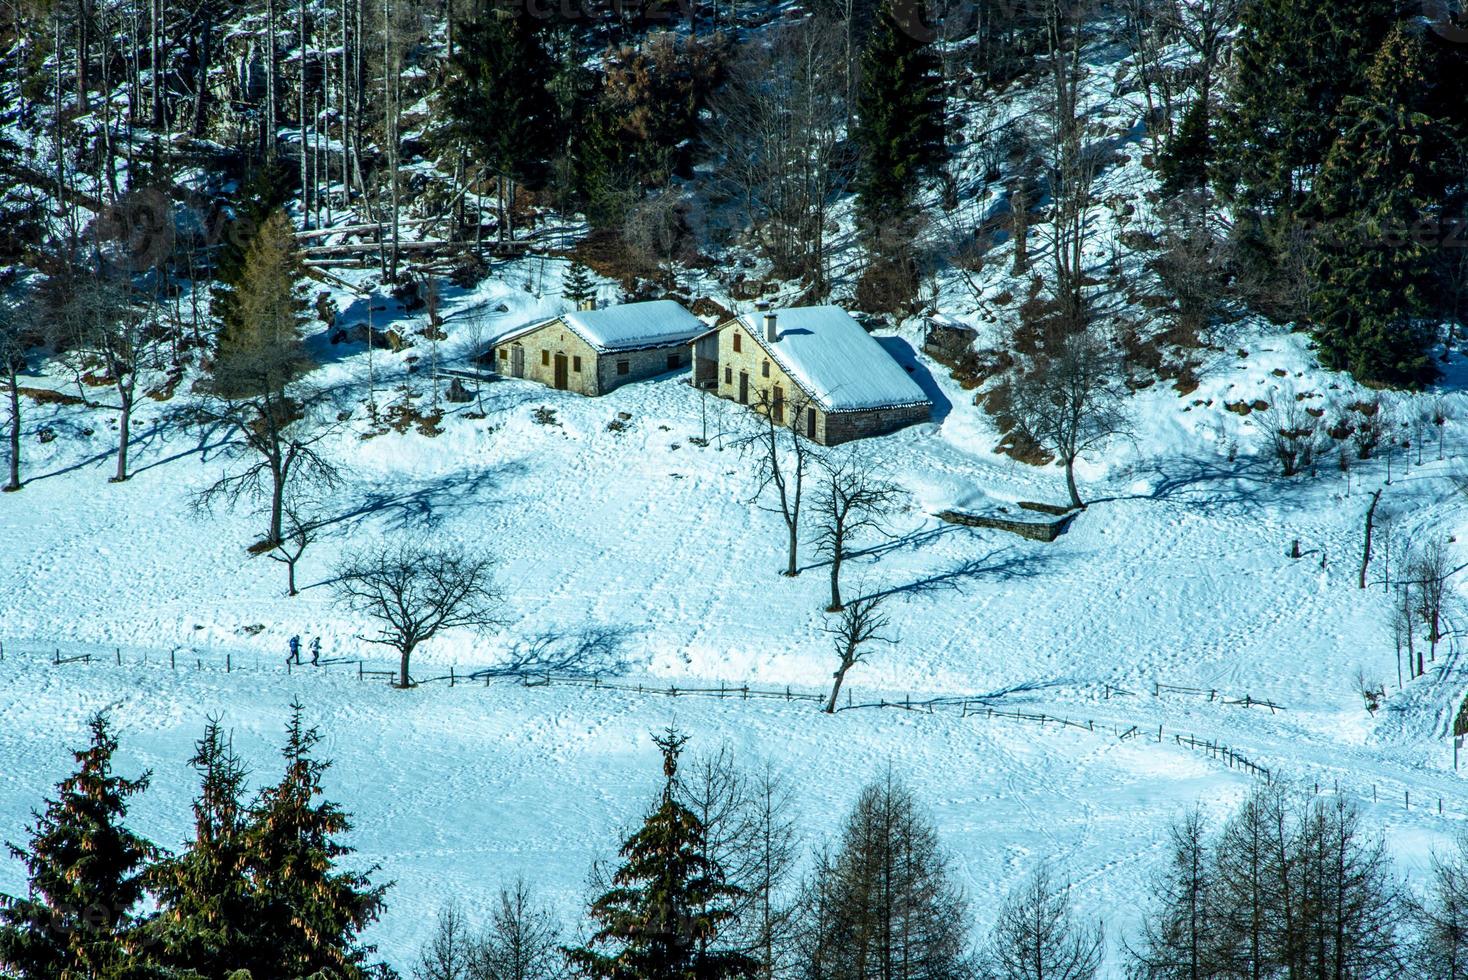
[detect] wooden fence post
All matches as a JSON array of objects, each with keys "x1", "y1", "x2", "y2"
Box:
[
  {"x1": 226, "y1": 653, "x2": 231, "y2": 673},
  {"x1": 115, "y1": 648, "x2": 121, "y2": 665},
  {"x1": 171, "y1": 650, "x2": 176, "y2": 670}
]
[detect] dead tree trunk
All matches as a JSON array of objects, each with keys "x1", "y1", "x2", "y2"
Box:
[{"x1": 1358, "y1": 489, "x2": 1382, "y2": 589}]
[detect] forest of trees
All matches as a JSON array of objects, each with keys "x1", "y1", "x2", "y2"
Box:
[{"x1": 6, "y1": 718, "x2": 1468, "y2": 979}]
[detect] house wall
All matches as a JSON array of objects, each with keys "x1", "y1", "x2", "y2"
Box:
[
  {"x1": 703, "y1": 320, "x2": 931, "y2": 445},
  {"x1": 595, "y1": 342, "x2": 689, "y2": 395},
  {"x1": 492, "y1": 320, "x2": 602, "y2": 396}
]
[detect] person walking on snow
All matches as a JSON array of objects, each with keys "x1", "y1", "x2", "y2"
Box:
[
  {"x1": 310, "y1": 637, "x2": 321, "y2": 665},
  {"x1": 288, "y1": 635, "x2": 301, "y2": 665}
]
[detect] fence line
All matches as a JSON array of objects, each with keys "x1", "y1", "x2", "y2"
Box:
[{"x1": 17, "y1": 640, "x2": 1467, "y2": 823}]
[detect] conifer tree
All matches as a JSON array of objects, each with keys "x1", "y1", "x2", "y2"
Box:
[
  {"x1": 1214, "y1": 0, "x2": 1398, "y2": 227},
  {"x1": 0, "y1": 713, "x2": 157, "y2": 979},
  {"x1": 213, "y1": 208, "x2": 313, "y2": 398},
  {"x1": 1309, "y1": 24, "x2": 1442, "y2": 388},
  {"x1": 567, "y1": 729, "x2": 756, "y2": 980},
  {"x1": 210, "y1": 164, "x2": 292, "y2": 361},
  {"x1": 852, "y1": 0, "x2": 944, "y2": 231},
  {"x1": 1159, "y1": 98, "x2": 1212, "y2": 197},
  {"x1": 563, "y1": 260, "x2": 597, "y2": 309},
  {"x1": 243, "y1": 701, "x2": 388, "y2": 979},
  {"x1": 146, "y1": 717, "x2": 257, "y2": 978}
]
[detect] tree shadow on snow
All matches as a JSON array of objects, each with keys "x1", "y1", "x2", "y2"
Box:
[
  {"x1": 320, "y1": 461, "x2": 528, "y2": 535},
  {"x1": 474, "y1": 624, "x2": 642, "y2": 680},
  {"x1": 860, "y1": 544, "x2": 1058, "y2": 603}
]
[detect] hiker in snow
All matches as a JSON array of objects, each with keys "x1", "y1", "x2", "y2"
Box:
[
  {"x1": 288, "y1": 635, "x2": 301, "y2": 665},
  {"x1": 310, "y1": 636, "x2": 321, "y2": 665}
]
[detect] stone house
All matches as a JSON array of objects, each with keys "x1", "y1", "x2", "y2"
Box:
[
  {"x1": 690, "y1": 305, "x2": 931, "y2": 445},
  {"x1": 491, "y1": 300, "x2": 707, "y2": 396}
]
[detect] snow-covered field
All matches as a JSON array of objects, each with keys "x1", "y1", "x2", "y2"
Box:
[{"x1": 4, "y1": 262, "x2": 1468, "y2": 974}]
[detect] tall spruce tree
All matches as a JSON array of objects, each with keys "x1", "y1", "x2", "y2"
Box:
[
  {"x1": 442, "y1": 6, "x2": 557, "y2": 241},
  {"x1": 568, "y1": 729, "x2": 756, "y2": 980},
  {"x1": 213, "y1": 208, "x2": 313, "y2": 398},
  {"x1": 1309, "y1": 24, "x2": 1442, "y2": 387},
  {"x1": 0, "y1": 714, "x2": 157, "y2": 979},
  {"x1": 210, "y1": 164, "x2": 292, "y2": 363},
  {"x1": 243, "y1": 701, "x2": 388, "y2": 979},
  {"x1": 146, "y1": 718, "x2": 257, "y2": 977},
  {"x1": 852, "y1": 0, "x2": 944, "y2": 231},
  {"x1": 1214, "y1": 0, "x2": 1399, "y2": 230}
]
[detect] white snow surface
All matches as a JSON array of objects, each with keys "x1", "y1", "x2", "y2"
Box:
[
  {"x1": 741, "y1": 306, "x2": 932, "y2": 412},
  {"x1": 511, "y1": 299, "x2": 710, "y2": 353},
  {"x1": 3, "y1": 261, "x2": 1468, "y2": 978}
]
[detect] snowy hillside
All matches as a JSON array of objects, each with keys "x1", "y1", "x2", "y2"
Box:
[{"x1": 4, "y1": 256, "x2": 1468, "y2": 974}]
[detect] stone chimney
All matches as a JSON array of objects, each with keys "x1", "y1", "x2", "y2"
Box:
[
  {"x1": 763, "y1": 309, "x2": 778, "y2": 343},
  {"x1": 578, "y1": 297, "x2": 597, "y2": 312}
]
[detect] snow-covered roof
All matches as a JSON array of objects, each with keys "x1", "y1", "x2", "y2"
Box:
[
  {"x1": 735, "y1": 306, "x2": 931, "y2": 413},
  {"x1": 495, "y1": 300, "x2": 706, "y2": 353}
]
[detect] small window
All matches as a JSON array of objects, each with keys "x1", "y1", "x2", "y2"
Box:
[
  {"x1": 498, "y1": 348, "x2": 508, "y2": 361},
  {"x1": 806, "y1": 407, "x2": 816, "y2": 439},
  {"x1": 724, "y1": 367, "x2": 732, "y2": 385},
  {"x1": 541, "y1": 350, "x2": 549, "y2": 366},
  {"x1": 667, "y1": 353, "x2": 681, "y2": 370},
  {"x1": 762, "y1": 360, "x2": 770, "y2": 378},
  {"x1": 733, "y1": 333, "x2": 742, "y2": 353},
  {"x1": 573, "y1": 356, "x2": 582, "y2": 373},
  {"x1": 617, "y1": 360, "x2": 630, "y2": 376}
]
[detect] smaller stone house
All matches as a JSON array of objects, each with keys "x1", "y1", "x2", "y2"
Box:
[
  {"x1": 691, "y1": 305, "x2": 931, "y2": 445},
  {"x1": 491, "y1": 300, "x2": 708, "y2": 397}
]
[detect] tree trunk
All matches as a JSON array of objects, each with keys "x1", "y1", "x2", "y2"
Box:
[
  {"x1": 268, "y1": 466, "x2": 284, "y2": 545},
  {"x1": 286, "y1": 558, "x2": 297, "y2": 596},
  {"x1": 1064, "y1": 455, "x2": 1083, "y2": 509},
  {"x1": 1358, "y1": 489, "x2": 1382, "y2": 589},
  {"x1": 4, "y1": 372, "x2": 19, "y2": 491},
  {"x1": 398, "y1": 643, "x2": 414, "y2": 687},
  {"x1": 825, "y1": 662, "x2": 850, "y2": 713},
  {"x1": 784, "y1": 520, "x2": 799, "y2": 577},
  {"x1": 1011, "y1": 182, "x2": 1029, "y2": 274},
  {"x1": 829, "y1": 541, "x2": 843, "y2": 611},
  {"x1": 112, "y1": 388, "x2": 131, "y2": 482}
]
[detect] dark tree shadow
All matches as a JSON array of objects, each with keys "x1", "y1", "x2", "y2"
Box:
[
  {"x1": 321, "y1": 461, "x2": 528, "y2": 534},
  {"x1": 862, "y1": 544, "x2": 1058, "y2": 602},
  {"x1": 474, "y1": 625, "x2": 642, "y2": 680}
]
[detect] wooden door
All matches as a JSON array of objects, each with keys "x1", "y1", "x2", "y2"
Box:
[
  {"x1": 510, "y1": 344, "x2": 525, "y2": 378},
  {"x1": 554, "y1": 353, "x2": 569, "y2": 390},
  {"x1": 739, "y1": 371, "x2": 749, "y2": 403}
]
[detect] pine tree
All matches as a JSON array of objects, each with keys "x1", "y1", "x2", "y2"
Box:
[
  {"x1": 852, "y1": 0, "x2": 945, "y2": 231},
  {"x1": 0, "y1": 713, "x2": 157, "y2": 979},
  {"x1": 1308, "y1": 24, "x2": 1442, "y2": 388},
  {"x1": 563, "y1": 261, "x2": 596, "y2": 308},
  {"x1": 146, "y1": 717, "x2": 257, "y2": 977},
  {"x1": 1159, "y1": 98, "x2": 1212, "y2": 197},
  {"x1": 213, "y1": 208, "x2": 312, "y2": 398},
  {"x1": 243, "y1": 701, "x2": 388, "y2": 979},
  {"x1": 567, "y1": 729, "x2": 756, "y2": 980},
  {"x1": 1214, "y1": 0, "x2": 1399, "y2": 227}
]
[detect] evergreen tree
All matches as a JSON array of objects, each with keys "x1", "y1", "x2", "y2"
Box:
[
  {"x1": 0, "y1": 714, "x2": 157, "y2": 979},
  {"x1": 852, "y1": 0, "x2": 945, "y2": 231},
  {"x1": 1309, "y1": 24, "x2": 1442, "y2": 388},
  {"x1": 442, "y1": 6, "x2": 558, "y2": 237},
  {"x1": 212, "y1": 208, "x2": 312, "y2": 398},
  {"x1": 567, "y1": 729, "x2": 756, "y2": 980},
  {"x1": 1214, "y1": 0, "x2": 1399, "y2": 227},
  {"x1": 146, "y1": 718, "x2": 257, "y2": 978},
  {"x1": 243, "y1": 701, "x2": 388, "y2": 979},
  {"x1": 210, "y1": 163, "x2": 292, "y2": 362},
  {"x1": 1159, "y1": 98, "x2": 1212, "y2": 197},
  {"x1": 563, "y1": 261, "x2": 597, "y2": 308}
]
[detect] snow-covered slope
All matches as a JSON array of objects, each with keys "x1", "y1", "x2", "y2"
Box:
[{"x1": 3, "y1": 260, "x2": 1468, "y2": 975}]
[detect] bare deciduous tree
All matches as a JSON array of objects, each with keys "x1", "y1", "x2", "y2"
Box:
[
  {"x1": 734, "y1": 388, "x2": 822, "y2": 577},
  {"x1": 1255, "y1": 393, "x2": 1322, "y2": 478},
  {"x1": 268, "y1": 502, "x2": 316, "y2": 597},
  {"x1": 1007, "y1": 328, "x2": 1130, "y2": 510},
  {"x1": 416, "y1": 904, "x2": 476, "y2": 980},
  {"x1": 1411, "y1": 540, "x2": 1452, "y2": 663},
  {"x1": 797, "y1": 775, "x2": 973, "y2": 979},
  {"x1": 472, "y1": 880, "x2": 566, "y2": 980},
  {"x1": 332, "y1": 541, "x2": 505, "y2": 687},
  {"x1": 986, "y1": 863, "x2": 1104, "y2": 980},
  {"x1": 813, "y1": 453, "x2": 902, "y2": 612},
  {"x1": 823, "y1": 593, "x2": 893, "y2": 713}
]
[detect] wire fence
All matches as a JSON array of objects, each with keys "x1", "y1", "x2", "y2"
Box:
[{"x1": 9, "y1": 638, "x2": 1465, "y2": 823}]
